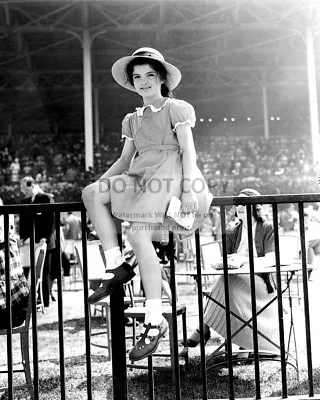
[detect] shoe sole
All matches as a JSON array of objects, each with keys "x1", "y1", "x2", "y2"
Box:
[
  {"x1": 87, "y1": 271, "x2": 135, "y2": 304},
  {"x1": 129, "y1": 323, "x2": 168, "y2": 362}
]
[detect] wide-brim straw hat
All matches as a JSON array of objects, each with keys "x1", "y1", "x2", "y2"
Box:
[
  {"x1": 239, "y1": 188, "x2": 261, "y2": 197},
  {"x1": 111, "y1": 47, "x2": 182, "y2": 92}
]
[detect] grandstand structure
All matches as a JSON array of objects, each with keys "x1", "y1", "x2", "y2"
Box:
[{"x1": 1, "y1": 0, "x2": 320, "y2": 181}]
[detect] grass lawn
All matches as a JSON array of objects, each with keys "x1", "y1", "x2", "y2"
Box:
[{"x1": 0, "y1": 266, "x2": 320, "y2": 399}]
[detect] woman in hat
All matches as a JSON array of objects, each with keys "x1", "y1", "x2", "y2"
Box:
[
  {"x1": 186, "y1": 188, "x2": 280, "y2": 356},
  {"x1": 82, "y1": 47, "x2": 212, "y2": 361}
]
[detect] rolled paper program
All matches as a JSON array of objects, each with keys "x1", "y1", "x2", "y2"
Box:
[{"x1": 166, "y1": 196, "x2": 195, "y2": 230}]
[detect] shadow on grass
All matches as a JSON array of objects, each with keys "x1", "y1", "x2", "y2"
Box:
[
  {"x1": 36, "y1": 315, "x2": 113, "y2": 333},
  {"x1": 127, "y1": 359, "x2": 320, "y2": 400},
  {"x1": 271, "y1": 367, "x2": 320, "y2": 397},
  {"x1": 127, "y1": 358, "x2": 257, "y2": 400},
  {"x1": 40, "y1": 353, "x2": 110, "y2": 367},
  {"x1": 36, "y1": 317, "x2": 85, "y2": 332},
  {"x1": 76, "y1": 373, "x2": 113, "y2": 391}
]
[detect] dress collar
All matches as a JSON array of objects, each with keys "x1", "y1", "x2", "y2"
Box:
[{"x1": 135, "y1": 98, "x2": 169, "y2": 117}]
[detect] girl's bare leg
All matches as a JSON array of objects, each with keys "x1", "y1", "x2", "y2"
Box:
[
  {"x1": 127, "y1": 223, "x2": 168, "y2": 361},
  {"x1": 127, "y1": 223, "x2": 162, "y2": 300},
  {"x1": 82, "y1": 180, "x2": 135, "y2": 304}
]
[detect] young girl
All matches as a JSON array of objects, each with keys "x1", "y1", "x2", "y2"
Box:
[{"x1": 82, "y1": 47, "x2": 213, "y2": 361}]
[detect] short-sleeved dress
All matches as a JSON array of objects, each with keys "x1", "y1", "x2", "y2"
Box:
[{"x1": 107, "y1": 97, "x2": 213, "y2": 236}]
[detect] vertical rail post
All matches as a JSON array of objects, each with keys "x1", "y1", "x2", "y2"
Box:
[
  {"x1": 220, "y1": 205, "x2": 235, "y2": 400},
  {"x1": 30, "y1": 216, "x2": 40, "y2": 399},
  {"x1": 80, "y1": 210, "x2": 93, "y2": 400},
  {"x1": 4, "y1": 214, "x2": 13, "y2": 400},
  {"x1": 194, "y1": 229, "x2": 208, "y2": 400},
  {"x1": 298, "y1": 203, "x2": 314, "y2": 397},
  {"x1": 110, "y1": 218, "x2": 127, "y2": 400},
  {"x1": 272, "y1": 204, "x2": 288, "y2": 396},
  {"x1": 55, "y1": 212, "x2": 66, "y2": 399},
  {"x1": 246, "y1": 204, "x2": 261, "y2": 399},
  {"x1": 169, "y1": 231, "x2": 181, "y2": 398}
]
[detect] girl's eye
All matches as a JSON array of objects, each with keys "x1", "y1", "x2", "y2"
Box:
[{"x1": 133, "y1": 76, "x2": 140, "y2": 80}]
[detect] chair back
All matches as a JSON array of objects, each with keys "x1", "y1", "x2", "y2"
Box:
[
  {"x1": 200, "y1": 241, "x2": 222, "y2": 270},
  {"x1": 279, "y1": 235, "x2": 300, "y2": 265},
  {"x1": 25, "y1": 243, "x2": 47, "y2": 326},
  {"x1": 74, "y1": 240, "x2": 106, "y2": 291}
]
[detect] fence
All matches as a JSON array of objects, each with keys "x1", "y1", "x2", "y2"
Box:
[{"x1": 0, "y1": 194, "x2": 319, "y2": 400}]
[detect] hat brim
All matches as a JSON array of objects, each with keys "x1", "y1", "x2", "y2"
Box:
[{"x1": 111, "y1": 55, "x2": 182, "y2": 92}]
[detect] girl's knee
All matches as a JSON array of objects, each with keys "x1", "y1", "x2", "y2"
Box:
[
  {"x1": 81, "y1": 183, "x2": 97, "y2": 203},
  {"x1": 82, "y1": 181, "x2": 108, "y2": 203}
]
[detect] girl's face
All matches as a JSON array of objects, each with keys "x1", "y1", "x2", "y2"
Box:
[{"x1": 132, "y1": 64, "x2": 163, "y2": 103}]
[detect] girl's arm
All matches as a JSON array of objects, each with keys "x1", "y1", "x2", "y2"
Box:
[
  {"x1": 99, "y1": 138, "x2": 136, "y2": 180},
  {"x1": 175, "y1": 124, "x2": 199, "y2": 213}
]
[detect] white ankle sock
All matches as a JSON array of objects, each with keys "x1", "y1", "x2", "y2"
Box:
[
  {"x1": 102, "y1": 247, "x2": 125, "y2": 279},
  {"x1": 142, "y1": 299, "x2": 163, "y2": 336}
]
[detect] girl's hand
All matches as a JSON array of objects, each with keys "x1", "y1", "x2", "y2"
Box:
[{"x1": 180, "y1": 191, "x2": 199, "y2": 214}]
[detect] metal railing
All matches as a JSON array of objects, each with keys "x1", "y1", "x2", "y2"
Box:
[{"x1": 0, "y1": 194, "x2": 319, "y2": 400}]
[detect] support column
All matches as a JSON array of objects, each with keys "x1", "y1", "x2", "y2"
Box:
[
  {"x1": 7, "y1": 123, "x2": 12, "y2": 137},
  {"x1": 262, "y1": 84, "x2": 269, "y2": 140},
  {"x1": 94, "y1": 87, "x2": 100, "y2": 145},
  {"x1": 306, "y1": 26, "x2": 320, "y2": 165},
  {"x1": 83, "y1": 29, "x2": 94, "y2": 170},
  {"x1": 100, "y1": 121, "x2": 104, "y2": 137}
]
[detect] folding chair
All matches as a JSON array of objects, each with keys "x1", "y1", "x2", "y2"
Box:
[
  {"x1": 74, "y1": 241, "x2": 113, "y2": 358},
  {"x1": 279, "y1": 234, "x2": 303, "y2": 305},
  {"x1": 200, "y1": 240, "x2": 222, "y2": 289},
  {"x1": 0, "y1": 242, "x2": 47, "y2": 400},
  {"x1": 75, "y1": 241, "x2": 141, "y2": 361}
]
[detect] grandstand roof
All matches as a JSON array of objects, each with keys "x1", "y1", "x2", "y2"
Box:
[{"x1": 1, "y1": 0, "x2": 319, "y2": 136}]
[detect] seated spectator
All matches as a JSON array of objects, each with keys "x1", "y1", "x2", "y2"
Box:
[
  {"x1": 0, "y1": 217, "x2": 30, "y2": 329},
  {"x1": 187, "y1": 188, "x2": 279, "y2": 354},
  {"x1": 303, "y1": 208, "x2": 320, "y2": 267}
]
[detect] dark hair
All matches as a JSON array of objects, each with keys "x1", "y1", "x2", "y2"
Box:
[{"x1": 126, "y1": 58, "x2": 172, "y2": 97}]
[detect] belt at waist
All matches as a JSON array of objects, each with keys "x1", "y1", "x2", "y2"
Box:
[{"x1": 138, "y1": 144, "x2": 180, "y2": 154}]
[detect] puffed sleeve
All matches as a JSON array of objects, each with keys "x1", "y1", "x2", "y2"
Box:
[
  {"x1": 169, "y1": 99, "x2": 196, "y2": 132},
  {"x1": 121, "y1": 113, "x2": 134, "y2": 141}
]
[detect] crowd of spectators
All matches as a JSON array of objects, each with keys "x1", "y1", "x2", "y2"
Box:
[{"x1": 0, "y1": 120, "x2": 319, "y2": 204}]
